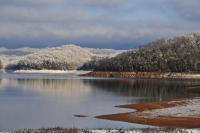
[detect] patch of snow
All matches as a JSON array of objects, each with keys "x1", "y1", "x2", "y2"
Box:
[
  {"x1": 132, "y1": 99, "x2": 200, "y2": 118},
  {"x1": 14, "y1": 69, "x2": 76, "y2": 74}
]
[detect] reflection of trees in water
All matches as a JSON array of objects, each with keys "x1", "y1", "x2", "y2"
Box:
[
  {"x1": 15, "y1": 79, "x2": 92, "y2": 97},
  {"x1": 0, "y1": 78, "x2": 199, "y2": 102},
  {"x1": 83, "y1": 79, "x2": 200, "y2": 101}
]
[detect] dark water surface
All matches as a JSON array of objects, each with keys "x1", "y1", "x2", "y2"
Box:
[{"x1": 0, "y1": 72, "x2": 199, "y2": 130}]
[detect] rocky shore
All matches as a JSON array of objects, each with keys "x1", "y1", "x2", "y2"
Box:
[{"x1": 82, "y1": 71, "x2": 200, "y2": 79}]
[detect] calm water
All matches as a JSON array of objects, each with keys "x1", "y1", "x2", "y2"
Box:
[{"x1": 0, "y1": 72, "x2": 200, "y2": 130}]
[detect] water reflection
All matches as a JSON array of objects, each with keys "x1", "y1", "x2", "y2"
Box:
[
  {"x1": 0, "y1": 74, "x2": 199, "y2": 130},
  {"x1": 0, "y1": 78, "x2": 199, "y2": 102},
  {"x1": 17, "y1": 79, "x2": 91, "y2": 97},
  {"x1": 83, "y1": 79, "x2": 200, "y2": 102}
]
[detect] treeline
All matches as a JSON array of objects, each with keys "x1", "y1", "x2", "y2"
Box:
[
  {"x1": 16, "y1": 60, "x2": 76, "y2": 70},
  {"x1": 82, "y1": 33, "x2": 200, "y2": 72}
]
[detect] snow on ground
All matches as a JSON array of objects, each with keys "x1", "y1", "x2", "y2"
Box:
[
  {"x1": 181, "y1": 74, "x2": 200, "y2": 79},
  {"x1": 88, "y1": 129, "x2": 200, "y2": 133},
  {"x1": 14, "y1": 69, "x2": 91, "y2": 75},
  {"x1": 131, "y1": 98, "x2": 200, "y2": 119},
  {"x1": 9, "y1": 128, "x2": 200, "y2": 133},
  {"x1": 14, "y1": 69, "x2": 76, "y2": 74}
]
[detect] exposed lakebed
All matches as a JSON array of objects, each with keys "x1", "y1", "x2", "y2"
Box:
[{"x1": 0, "y1": 72, "x2": 199, "y2": 130}]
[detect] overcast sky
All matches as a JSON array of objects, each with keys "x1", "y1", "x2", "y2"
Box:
[{"x1": 0, "y1": 0, "x2": 200, "y2": 49}]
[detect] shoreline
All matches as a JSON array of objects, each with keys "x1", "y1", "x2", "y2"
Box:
[
  {"x1": 82, "y1": 71, "x2": 200, "y2": 79},
  {"x1": 14, "y1": 69, "x2": 77, "y2": 74},
  {"x1": 4, "y1": 69, "x2": 91, "y2": 75},
  {"x1": 8, "y1": 128, "x2": 200, "y2": 133},
  {"x1": 2, "y1": 70, "x2": 200, "y2": 80},
  {"x1": 96, "y1": 98, "x2": 200, "y2": 128}
]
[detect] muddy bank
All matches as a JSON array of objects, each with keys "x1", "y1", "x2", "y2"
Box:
[
  {"x1": 82, "y1": 71, "x2": 200, "y2": 79},
  {"x1": 115, "y1": 98, "x2": 188, "y2": 111},
  {"x1": 96, "y1": 98, "x2": 200, "y2": 128}
]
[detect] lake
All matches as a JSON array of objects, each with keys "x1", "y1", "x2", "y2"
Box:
[{"x1": 0, "y1": 72, "x2": 199, "y2": 130}]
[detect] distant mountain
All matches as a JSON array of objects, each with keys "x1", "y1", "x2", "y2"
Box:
[
  {"x1": 87, "y1": 33, "x2": 200, "y2": 72},
  {"x1": 0, "y1": 44, "x2": 123, "y2": 70},
  {"x1": 0, "y1": 47, "x2": 39, "y2": 68}
]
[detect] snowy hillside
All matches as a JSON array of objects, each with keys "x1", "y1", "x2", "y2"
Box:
[
  {"x1": 0, "y1": 47, "x2": 39, "y2": 67},
  {"x1": 0, "y1": 44, "x2": 124, "y2": 70},
  {"x1": 90, "y1": 33, "x2": 200, "y2": 72}
]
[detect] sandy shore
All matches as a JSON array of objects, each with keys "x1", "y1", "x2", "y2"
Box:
[
  {"x1": 96, "y1": 98, "x2": 200, "y2": 128},
  {"x1": 82, "y1": 71, "x2": 200, "y2": 79}
]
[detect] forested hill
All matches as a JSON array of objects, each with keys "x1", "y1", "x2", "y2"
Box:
[
  {"x1": 5, "y1": 45, "x2": 123, "y2": 70},
  {"x1": 84, "y1": 33, "x2": 200, "y2": 72}
]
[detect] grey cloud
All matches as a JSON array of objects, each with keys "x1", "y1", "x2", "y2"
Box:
[
  {"x1": 0, "y1": 0, "x2": 200, "y2": 49},
  {"x1": 79, "y1": 0, "x2": 129, "y2": 8},
  {"x1": 2, "y1": 17, "x2": 197, "y2": 42},
  {"x1": 0, "y1": 0, "x2": 129, "y2": 9},
  {"x1": 167, "y1": 0, "x2": 200, "y2": 21},
  {"x1": 0, "y1": 0, "x2": 132, "y2": 40},
  {"x1": 0, "y1": 0, "x2": 119, "y2": 24},
  {"x1": 0, "y1": 0, "x2": 65, "y2": 7},
  {"x1": 0, "y1": 6, "x2": 93, "y2": 23}
]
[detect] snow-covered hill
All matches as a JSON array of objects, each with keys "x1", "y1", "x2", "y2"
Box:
[{"x1": 0, "y1": 44, "x2": 124, "y2": 70}]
